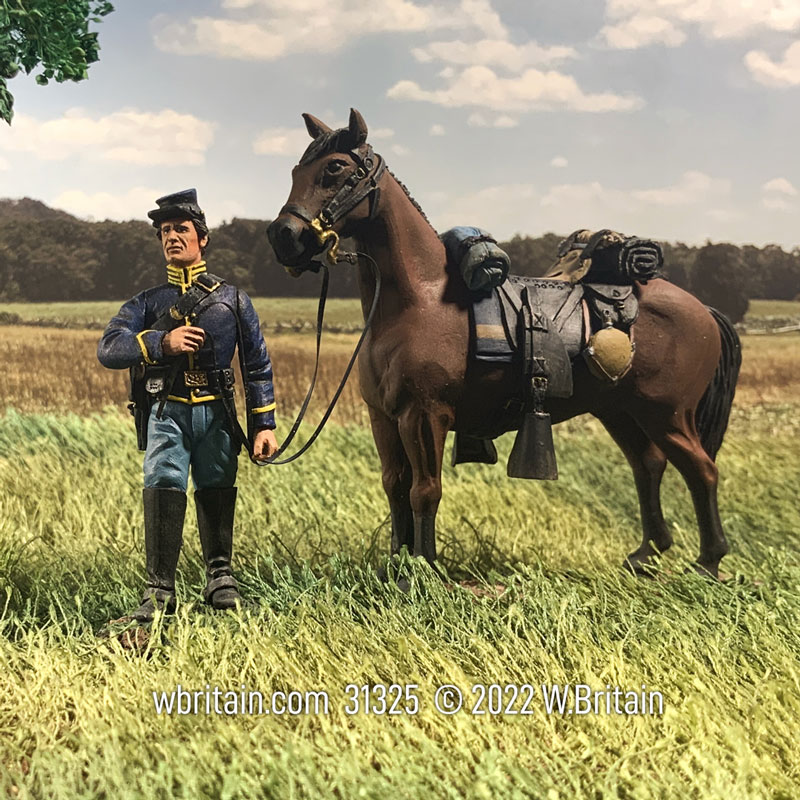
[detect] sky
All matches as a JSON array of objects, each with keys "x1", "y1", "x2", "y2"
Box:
[{"x1": 0, "y1": 0, "x2": 798, "y2": 247}]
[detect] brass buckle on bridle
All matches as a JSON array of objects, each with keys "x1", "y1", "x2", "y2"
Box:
[{"x1": 310, "y1": 217, "x2": 340, "y2": 265}]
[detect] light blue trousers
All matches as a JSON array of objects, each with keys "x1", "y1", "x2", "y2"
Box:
[{"x1": 143, "y1": 400, "x2": 239, "y2": 490}]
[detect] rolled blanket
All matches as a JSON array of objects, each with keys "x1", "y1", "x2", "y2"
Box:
[
  {"x1": 441, "y1": 226, "x2": 511, "y2": 292},
  {"x1": 618, "y1": 238, "x2": 663, "y2": 282},
  {"x1": 546, "y1": 229, "x2": 663, "y2": 284}
]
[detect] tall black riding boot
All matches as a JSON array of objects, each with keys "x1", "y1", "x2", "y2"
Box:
[
  {"x1": 130, "y1": 487, "x2": 186, "y2": 622},
  {"x1": 195, "y1": 487, "x2": 242, "y2": 610}
]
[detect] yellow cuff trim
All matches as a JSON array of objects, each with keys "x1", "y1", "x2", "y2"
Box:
[
  {"x1": 136, "y1": 330, "x2": 158, "y2": 365},
  {"x1": 250, "y1": 403, "x2": 276, "y2": 414}
]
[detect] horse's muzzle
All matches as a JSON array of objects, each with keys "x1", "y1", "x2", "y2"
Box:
[{"x1": 267, "y1": 215, "x2": 321, "y2": 270}]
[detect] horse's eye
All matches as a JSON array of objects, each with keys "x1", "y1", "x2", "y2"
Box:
[{"x1": 325, "y1": 161, "x2": 345, "y2": 175}]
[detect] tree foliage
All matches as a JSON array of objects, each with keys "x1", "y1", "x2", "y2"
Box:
[
  {"x1": 0, "y1": 0, "x2": 114, "y2": 124},
  {"x1": 690, "y1": 242, "x2": 750, "y2": 323},
  {"x1": 0, "y1": 199, "x2": 797, "y2": 310}
]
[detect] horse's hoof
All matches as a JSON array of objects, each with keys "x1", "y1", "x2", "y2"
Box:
[
  {"x1": 622, "y1": 554, "x2": 658, "y2": 579},
  {"x1": 686, "y1": 562, "x2": 721, "y2": 581},
  {"x1": 376, "y1": 562, "x2": 411, "y2": 592}
]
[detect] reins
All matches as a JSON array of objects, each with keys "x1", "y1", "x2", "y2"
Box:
[
  {"x1": 253, "y1": 246, "x2": 381, "y2": 466},
  {"x1": 255, "y1": 140, "x2": 387, "y2": 465}
]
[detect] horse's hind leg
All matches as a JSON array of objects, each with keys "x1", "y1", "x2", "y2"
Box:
[
  {"x1": 599, "y1": 413, "x2": 672, "y2": 575},
  {"x1": 368, "y1": 408, "x2": 413, "y2": 557},
  {"x1": 396, "y1": 404, "x2": 454, "y2": 566},
  {"x1": 638, "y1": 411, "x2": 729, "y2": 578}
]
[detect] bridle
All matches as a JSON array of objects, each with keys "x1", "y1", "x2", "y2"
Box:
[
  {"x1": 278, "y1": 142, "x2": 386, "y2": 265},
  {"x1": 258, "y1": 140, "x2": 386, "y2": 466}
]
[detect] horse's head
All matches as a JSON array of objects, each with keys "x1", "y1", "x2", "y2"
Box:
[{"x1": 267, "y1": 108, "x2": 386, "y2": 270}]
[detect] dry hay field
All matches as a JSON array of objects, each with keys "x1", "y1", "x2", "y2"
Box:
[{"x1": 0, "y1": 298, "x2": 798, "y2": 799}]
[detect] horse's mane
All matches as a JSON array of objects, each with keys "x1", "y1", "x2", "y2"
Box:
[
  {"x1": 299, "y1": 128, "x2": 439, "y2": 237},
  {"x1": 386, "y1": 168, "x2": 438, "y2": 236}
]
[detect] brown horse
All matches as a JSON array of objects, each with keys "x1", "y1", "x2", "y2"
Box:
[{"x1": 267, "y1": 109, "x2": 741, "y2": 580}]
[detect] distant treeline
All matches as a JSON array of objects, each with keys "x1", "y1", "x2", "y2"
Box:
[{"x1": 2, "y1": 198, "x2": 799, "y2": 322}]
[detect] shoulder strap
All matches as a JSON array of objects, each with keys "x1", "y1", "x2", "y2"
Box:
[{"x1": 150, "y1": 272, "x2": 226, "y2": 332}]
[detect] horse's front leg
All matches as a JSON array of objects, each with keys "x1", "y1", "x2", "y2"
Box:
[
  {"x1": 396, "y1": 403, "x2": 454, "y2": 566},
  {"x1": 368, "y1": 407, "x2": 413, "y2": 556}
]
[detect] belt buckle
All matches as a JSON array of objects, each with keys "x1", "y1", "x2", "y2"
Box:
[{"x1": 184, "y1": 370, "x2": 208, "y2": 388}]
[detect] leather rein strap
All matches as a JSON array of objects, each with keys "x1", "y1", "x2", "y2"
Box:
[
  {"x1": 255, "y1": 249, "x2": 382, "y2": 466},
  {"x1": 257, "y1": 145, "x2": 386, "y2": 465}
]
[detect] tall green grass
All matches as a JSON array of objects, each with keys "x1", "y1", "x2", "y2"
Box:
[{"x1": 0, "y1": 408, "x2": 798, "y2": 798}]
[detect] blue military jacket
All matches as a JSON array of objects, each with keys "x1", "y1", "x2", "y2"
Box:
[{"x1": 97, "y1": 262, "x2": 276, "y2": 431}]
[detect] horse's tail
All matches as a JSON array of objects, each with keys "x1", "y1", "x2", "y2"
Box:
[{"x1": 696, "y1": 307, "x2": 742, "y2": 460}]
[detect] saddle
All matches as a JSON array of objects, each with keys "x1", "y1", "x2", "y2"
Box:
[
  {"x1": 455, "y1": 276, "x2": 640, "y2": 479},
  {"x1": 471, "y1": 275, "x2": 638, "y2": 368},
  {"x1": 442, "y1": 225, "x2": 657, "y2": 480}
]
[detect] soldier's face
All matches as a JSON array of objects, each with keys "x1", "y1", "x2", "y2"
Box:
[{"x1": 159, "y1": 218, "x2": 208, "y2": 267}]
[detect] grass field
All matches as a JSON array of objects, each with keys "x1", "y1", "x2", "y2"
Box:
[
  {"x1": 3, "y1": 296, "x2": 799, "y2": 331},
  {"x1": 0, "y1": 298, "x2": 366, "y2": 332},
  {"x1": 0, "y1": 301, "x2": 799, "y2": 798}
]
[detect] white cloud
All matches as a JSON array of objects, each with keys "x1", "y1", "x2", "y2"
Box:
[
  {"x1": 51, "y1": 187, "x2": 245, "y2": 226},
  {"x1": 467, "y1": 112, "x2": 518, "y2": 127},
  {"x1": 762, "y1": 177, "x2": 797, "y2": 195},
  {"x1": 391, "y1": 144, "x2": 410, "y2": 156},
  {"x1": 430, "y1": 123, "x2": 446, "y2": 135},
  {"x1": 541, "y1": 172, "x2": 730, "y2": 214},
  {"x1": 761, "y1": 177, "x2": 797, "y2": 211},
  {"x1": 762, "y1": 196, "x2": 793, "y2": 211},
  {"x1": 454, "y1": 0, "x2": 507, "y2": 39},
  {"x1": 540, "y1": 180, "x2": 617, "y2": 209},
  {"x1": 0, "y1": 109, "x2": 215, "y2": 165},
  {"x1": 252, "y1": 120, "x2": 393, "y2": 158},
  {"x1": 412, "y1": 38, "x2": 577, "y2": 70},
  {"x1": 745, "y1": 41, "x2": 800, "y2": 87},
  {"x1": 153, "y1": 17, "x2": 290, "y2": 60},
  {"x1": 431, "y1": 182, "x2": 538, "y2": 233},
  {"x1": 252, "y1": 127, "x2": 313, "y2": 157},
  {"x1": 630, "y1": 170, "x2": 731, "y2": 206},
  {"x1": 423, "y1": 169, "x2": 758, "y2": 244},
  {"x1": 51, "y1": 187, "x2": 163, "y2": 222},
  {"x1": 600, "y1": 14, "x2": 686, "y2": 49},
  {"x1": 387, "y1": 66, "x2": 642, "y2": 112},
  {"x1": 551, "y1": 156, "x2": 568, "y2": 168},
  {"x1": 152, "y1": 0, "x2": 495, "y2": 60},
  {"x1": 534, "y1": 171, "x2": 732, "y2": 238},
  {"x1": 602, "y1": 0, "x2": 800, "y2": 48}
]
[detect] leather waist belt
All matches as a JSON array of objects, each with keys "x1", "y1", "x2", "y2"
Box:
[
  {"x1": 145, "y1": 367, "x2": 235, "y2": 395},
  {"x1": 182, "y1": 368, "x2": 235, "y2": 392}
]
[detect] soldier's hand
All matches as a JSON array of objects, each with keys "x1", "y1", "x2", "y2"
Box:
[
  {"x1": 253, "y1": 429, "x2": 279, "y2": 462},
  {"x1": 162, "y1": 326, "x2": 205, "y2": 355}
]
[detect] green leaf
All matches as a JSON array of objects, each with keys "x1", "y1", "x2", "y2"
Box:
[
  {"x1": 1, "y1": 0, "x2": 115, "y2": 123},
  {"x1": 0, "y1": 79, "x2": 14, "y2": 124}
]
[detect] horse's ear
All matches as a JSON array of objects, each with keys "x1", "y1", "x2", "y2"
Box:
[
  {"x1": 303, "y1": 113, "x2": 332, "y2": 139},
  {"x1": 348, "y1": 108, "x2": 368, "y2": 146}
]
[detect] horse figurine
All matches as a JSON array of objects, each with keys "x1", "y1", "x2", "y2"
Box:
[{"x1": 267, "y1": 109, "x2": 741, "y2": 580}]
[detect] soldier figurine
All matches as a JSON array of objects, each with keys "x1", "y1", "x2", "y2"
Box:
[{"x1": 98, "y1": 189, "x2": 278, "y2": 621}]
